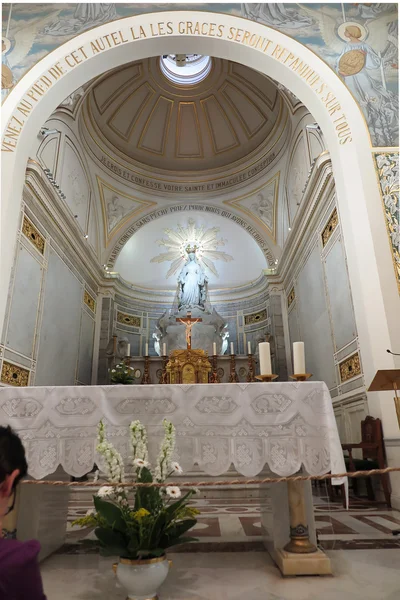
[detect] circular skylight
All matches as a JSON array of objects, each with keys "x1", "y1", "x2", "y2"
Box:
[{"x1": 160, "y1": 54, "x2": 212, "y2": 85}]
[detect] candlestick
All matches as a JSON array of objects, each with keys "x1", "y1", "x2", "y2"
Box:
[
  {"x1": 246, "y1": 353, "x2": 256, "y2": 382},
  {"x1": 230, "y1": 342, "x2": 234, "y2": 355},
  {"x1": 256, "y1": 374, "x2": 279, "y2": 382},
  {"x1": 259, "y1": 342, "x2": 272, "y2": 375},
  {"x1": 213, "y1": 342, "x2": 217, "y2": 355},
  {"x1": 141, "y1": 355, "x2": 151, "y2": 385},
  {"x1": 126, "y1": 343, "x2": 130, "y2": 356},
  {"x1": 162, "y1": 342, "x2": 167, "y2": 356},
  {"x1": 210, "y1": 354, "x2": 220, "y2": 383},
  {"x1": 293, "y1": 342, "x2": 305, "y2": 375},
  {"x1": 247, "y1": 341, "x2": 251, "y2": 354},
  {"x1": 229, "y1": 354, "x2": 239, "y2": 383},
  {"x1": 145, "y1": 342, "x2": 149, "y2": 356}
]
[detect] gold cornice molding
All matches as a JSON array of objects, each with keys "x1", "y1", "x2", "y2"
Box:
[
  {"x1": 24, "y1": 164, "x2": 105, "y2": 287},
  {"x1": 272, "y1": 153, "x2": 334, "y2": 284}
]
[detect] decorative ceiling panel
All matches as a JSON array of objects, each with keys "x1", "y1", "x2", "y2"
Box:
[{"x1": 84, "y1": 57, "x2": 286, "y2": 173}]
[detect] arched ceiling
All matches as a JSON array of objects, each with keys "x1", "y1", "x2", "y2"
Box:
[
  {"x1": 80, "y1": 56, "x2": 288, "y2": 176},
  {"x1": 114, "y1": 211, "x2": 267, "y2": 289}
]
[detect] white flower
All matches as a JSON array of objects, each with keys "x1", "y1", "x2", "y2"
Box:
[
  {"x1": 155, "y1": 420, "x2": 176, "y2": 482},
  {"x1": 130, "y1": 367, "x2": 134, "y2": 371},
  {"x1": 86, "y1": 508, "x2": 96, "y2": 516},
  {"x1": 97, "y1": 486, "x2": 114, "y2": 498},
  {"x1": 129, "y1": 421, "x2": 149, "y2": 464},
  {"x1": 133, "y1": 458, "x2": 149, "y2": 469},
  {"x1": 171, "y1": 461, "x2": 183, "y2": 474},
  {"x1": 111, "y1": 369, "x2": 116, "y2": 373},
  {"x1": 166, "y1": 486, "x2": 181, "y2": 499},
  {"x1": 191, "y1": 487, "x2": 200, "y2": 495},
  {"x1": 93, "y1": 470, "x2": 99, "y2": 483},
  {"x1": 124, "y1": 370, "x2": 129, "y2": 374}
]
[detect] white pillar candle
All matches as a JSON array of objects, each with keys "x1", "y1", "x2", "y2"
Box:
[
  {"x1": 259, "y1": 342, "x2": 272, "y2": 375},
  {"x1": 247, "y1": 341, "x2": 251, "y2": 354},
  {"x1": 213, "y1": 342, "x2": 217, "y2": 355},
  {"x1": 163, "y1": 343, "x2": 167, "y2": 356},
  {"x1": 293, "y1": 342, "x2": 305, "y2": 374},
  {"x1": 126, "y1": 343, "x2": 130, "y2": 356},
  {"x1": 145, "y1": 342, "x2": 149, "y2": 356},
  {"x1": 230, "y1": 342, "x2": 234, "y2": 355}
]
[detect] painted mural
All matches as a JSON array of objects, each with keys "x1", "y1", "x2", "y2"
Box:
[{"x1": 2, "y1": 3, "x2": 398, "y2": 146}]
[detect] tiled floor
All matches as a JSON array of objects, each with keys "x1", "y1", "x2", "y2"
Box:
[
  {"x1": 39, "y1": 487, "x2": 400, "y2": 599},
  {"x1": 41, "y1": 550, "x2": 400, "y2": 600},
  {"x1": 65, "y1": 486, "x2": 400, "y2": 552}
]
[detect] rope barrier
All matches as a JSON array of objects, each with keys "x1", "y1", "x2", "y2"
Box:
[{"x1": 21, "y1": 466, "x2": 400, "y2": 488}]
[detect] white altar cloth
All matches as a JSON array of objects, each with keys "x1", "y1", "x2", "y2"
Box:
[{"x1": 0, "y1": 382, "x2": 345, "y2": 481}]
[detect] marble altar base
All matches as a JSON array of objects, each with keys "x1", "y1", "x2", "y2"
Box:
[
  {"x1": 260, "y1": 477, "x2": 331, "y2": 575},
  {"x1": 16, "y1": 466, "x2": 70, "y2": 561}
]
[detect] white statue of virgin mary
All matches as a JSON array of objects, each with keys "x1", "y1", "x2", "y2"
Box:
[{"x1": 177, "y1": 246, "x2": 208, "y2": 310}]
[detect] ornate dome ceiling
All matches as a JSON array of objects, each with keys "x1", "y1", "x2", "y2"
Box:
[{"x1": 81, "y1": 56, "x2": 288, "y2": 175}]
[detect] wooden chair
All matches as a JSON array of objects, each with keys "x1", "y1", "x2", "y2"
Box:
[{"x1": 341, "y1": 416, "x2": 391, "y2": 508}]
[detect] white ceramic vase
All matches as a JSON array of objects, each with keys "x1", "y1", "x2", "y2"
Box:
[{"x1": 116, "y1": 555, "x2": 170, "y2": 600}]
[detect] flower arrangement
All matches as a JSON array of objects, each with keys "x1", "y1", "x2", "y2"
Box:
[
  {"x1": 109, "y1": 363, "x2": 135, "y2": 384},
  {"x1": 73, "y1": 419, "x2": 199, "y2": 560}
]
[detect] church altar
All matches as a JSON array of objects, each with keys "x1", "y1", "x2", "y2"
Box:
[
  {"x1": 0, "y1": 381, "x2": 345, "y2": 575},
  {"x1": 0, "y1": 381, "x2": 345, "y2": 480}
]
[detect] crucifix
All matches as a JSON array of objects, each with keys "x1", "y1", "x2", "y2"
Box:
[{"x1": 176, "y1": 310, "x2": 202, "y2": 350}]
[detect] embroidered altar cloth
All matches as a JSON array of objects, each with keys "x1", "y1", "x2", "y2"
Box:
[{"x1": 0, "y1": 382, "x2": 345, "y2": 481}]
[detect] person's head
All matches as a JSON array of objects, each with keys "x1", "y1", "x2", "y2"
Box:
[
  {"x1": 188, "y1": 252, "x2": 195, "y2": 261},
  {"x1": 0, "y1": 426, "x2": 28, "y2": 519},
  {"x1": 345, "y1": 25, "x2": 362, "y2": 40}
]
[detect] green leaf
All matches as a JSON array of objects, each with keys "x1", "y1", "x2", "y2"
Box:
[
  {"x1": 93, "y1": 496, "x2": 126, "y2": 532},
  {"x1": 160, "y1": 519, "x2": 197, "y2": 547},
  {"x1": 165, "y1": 491, "x2": 192, "y2": 517},
  {"x1": 94, "y1": 527, "x2": 127, "y2": 556}
]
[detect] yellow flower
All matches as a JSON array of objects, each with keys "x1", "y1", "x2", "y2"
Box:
[{"x1": 133, "y1": 508, "x2": 150, "y2": 521}]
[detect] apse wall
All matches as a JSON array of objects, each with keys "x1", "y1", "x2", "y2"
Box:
[
  {"x1": 0, "y1": 127, "x2": 100, "y2": 387},
  {"x1": 97, "y1": 276, "x2": 288, "y2": 385},
  {"x1": 280, "y1": 146, "x2": 368, "y2": 447}
]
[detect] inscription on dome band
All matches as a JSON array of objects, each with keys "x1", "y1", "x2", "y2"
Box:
[
  {"x1": 98, "y1": 152, "x2": 276, "y2": 193},
  {"x1": 2, "y1": 17, "x2": 352, "y2": 153},
  {"x1": 109, "y1": 204, "x2": 275, "y2": 266}
]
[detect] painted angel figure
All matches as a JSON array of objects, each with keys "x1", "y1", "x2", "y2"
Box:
[
  {"x1": 1, "y1": 10, "x2": 59, "y2": 99},
  {"x1": 299, "y1": 6, "x2": 399, "y2": 146},
  {"x1": 43, "y1": 4, "x2": 117, "y2": 36},
  {"x1": 252, "y1": 191, "x2": 274, "y2": 229},
  {"x1": 107, "y1": 196, "x2": 126, "y2": 231}
]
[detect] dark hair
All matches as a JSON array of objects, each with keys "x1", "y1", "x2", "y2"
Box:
[{"x1": 0, "y1": 426, "x2": 28, "y2": 488}]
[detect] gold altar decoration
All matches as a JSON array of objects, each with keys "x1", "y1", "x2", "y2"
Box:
[
  {"x1": 1, "y1": 361, "x2": 30, "y2": 387},
  {"x1": 166, "y1": 349, "x2": 211, "y2": 384},
  {"x1": 338, "y1": 50, "x2": 365, "y2": 76},
  {"x1": 83, "y1": 290, "x2": 96, "y2": 313},
  {"x1": 321, "y1": 208, "x2": 338, "y2": 247},
  {"x1": 22, "y1": 215, "x2": 45, "y2": 255},
  {"x1": 117, "y1": 311, "x2": 141, "y2": 328},
  {"x1": 244, "y1": 309, "x2": 268, "y2": 325},
  {"x1": 287, "y1": 288, "x2": 295, "y2": 308},
  {"x1": 339, "y1": 352, "x2": 361, "y2": 382}
]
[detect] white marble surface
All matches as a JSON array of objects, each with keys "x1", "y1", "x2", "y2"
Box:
[
  {"x1": 35, "y1": 249, "x2": 82, "y2": 386},
  {"x1": 41, "y1": 550, "x2": 400, "y2": 600},
  {"x1": 6, "y1": 243, "x2": 42, "y2": 357}
]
